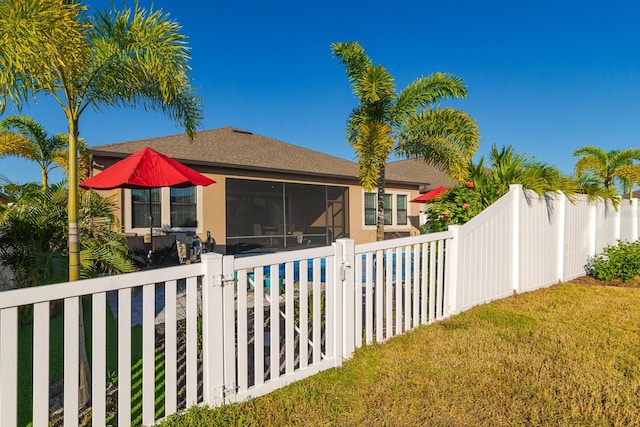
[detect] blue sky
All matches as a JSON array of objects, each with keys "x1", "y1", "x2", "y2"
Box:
[{"x1": 2, "y1": 0, "x2": 640, "y2": 185}]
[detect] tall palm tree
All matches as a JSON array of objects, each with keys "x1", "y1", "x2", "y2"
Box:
[
  {"x1": 0, "y1": 0, "x2": 201, "y2": 407},
  {"x1": 489, "y1": 145, "x2": 578, "y2": 197},
  {"x1": 573, "y1": 146, "x2": 640, "y2": 193},
  {"x1": 616, "y1": 164, "x2": 640, "y2": 199},
  {"x1": 0, "y1": 115, "x2": 68, "y2": 187},
  {"x1": 332, "y1": 41, "x2": 479, "y2": 240},
  {"x1": 0, "y1": 0, "x2": 202, "y2": 282}
]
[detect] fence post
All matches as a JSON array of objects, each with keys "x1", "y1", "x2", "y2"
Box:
[
  {"x1": 221, "y1": 254, "x2": 238, "y2": 403},
  {"x1": 332, "y1": 241, "x2": 345, "y2": 366},
  {"x1": 613, "y1": 200, "x2": 621, "y2": 242},
  {"x1": 632, "y1": 198, "x2": 639, "y2": 241},
  {"x1": 556, "y1": 192, "x2": 566, "y2": 282},
  {"x1": 510, "y1": 184, "x2": 522, "y2": 293},
  {"x1": 445, "y1": 226, "x2": 461, "y2": 316},
  {"x1": 201, "y1": 252, "x2": 226, "y2": 407},
  {"x1": 589, "y1": 203, "x2": 597, "y2": 257},
  {"x1": 337, "y1": 238, "x2": 356, "y2": 359},
  {"x1": 0, "y1": 307, "x2": 18, "y2": 426}
]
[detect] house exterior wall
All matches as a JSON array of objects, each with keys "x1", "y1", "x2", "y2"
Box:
[{"x1": 90, "y1": 161, "x2": 424, "y2": 246}]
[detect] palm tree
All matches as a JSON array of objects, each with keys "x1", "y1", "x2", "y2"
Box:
[
  {"x1": 489, "y1": 145, "x2": 578, "y2": 197},
  {"x1": 0, "y1": 0, "x2": 202, "y2": 282},
  {"x1": 0, "y1": 0, "x2": 201, "y2": 407},
  {"x1": 332, "y1": 41, "x2": 479, "y2": 240},
  {"x1": 616, "y1": 164, "x2": 640, "y2": 199},
  {"x1": 423, "y1": 145, "x2": 579, "y2": 232},
  {"x1": 573, "y1": 146, "x2": 640, "y2": 193},
  {"x1": 0, "y1": 115, "x2": 68, "y2": 187}
]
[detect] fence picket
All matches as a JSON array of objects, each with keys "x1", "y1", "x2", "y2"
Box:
[
  {"x1": 269, "y1": 264, "x2": 280, "y2": 381},
  {"x1": 142, "y1": 283, "x2": 155, "y2": 425},
  {"x1": 413, "y1": 245, "x2": 420, "y2": 328},
  {"x1": 254, "y1": 267, "x2": 265, "y2": 386},
  {"x1": 365, "y1": 252, "x2": 373, "y2": 345},
  {"x1": 355, "y1": 253, "x2": 363, "y2": 348},
  {"x1": 165, "y1": 280, "x2": 178, "y2": 415},
  {"x1": 0, "y1": 307, "x2": 18, "y2": 426},
  {"x1": 237, "y1": 269, "x2": 249, "y2": 392},
  {"x1": 185, "y1": 276, "x2": 198, "y2": 406},
  {"x1": 299, "y1": 260, "x2": 309, "y2": 368},
  {"x1": 117, "y1": 288, "x2": 132, "y2": 427},
  {"x1": 285, "y1": 262, "x2": 295, "y2": 375},
  {"x1": 376, "y1": 250, "x2": 384, "y2": 343},
  {"x1": 312, "y1": 258, "x2": 322, "y2": 364},
  {"x1": 91, "y1": 294, "x2": 107, "y2": 427},
  {"x1": 63, "y1": 297, "x2": 79, "y2": 427},
  {"x1": 33, "y1": 302, "x2": 51, "y2": 426}
]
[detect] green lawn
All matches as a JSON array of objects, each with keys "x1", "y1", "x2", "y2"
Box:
[{"x1": 158, "y1": 282, "x2": 640, "y2": 426}]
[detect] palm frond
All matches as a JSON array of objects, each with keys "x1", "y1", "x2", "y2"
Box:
[
  {"x1": 85, "y1": 2, "x2": 202, "y2": 138},
  {"x1": 394, "y1": 73, "x2": 467, "y2": 120},
  {"x1": 397, "y1": 107, "x2": 480, "y2": 181},
  {"x1": 0, "y1": 0, "x2": 88, "y2": 113}
]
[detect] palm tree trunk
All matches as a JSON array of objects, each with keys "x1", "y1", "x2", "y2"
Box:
[
  {"x1": 41, "y1": 167, "x2": 48, "y2": 188},
  {"x1": 68, "y1": 121, "x2": 80, "y2": 281},
  {"x1": 68, "y1": 118, "x2": 92, "y2": 407},
  {"x1": 376, "y1": 165, "x2": 386, "y2": 241}
]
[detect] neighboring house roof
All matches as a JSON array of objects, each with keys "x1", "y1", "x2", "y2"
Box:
[
  {"x1": 0, "y1": 192, "x2": 11, "y2": 205},
  {"x1": 89, "y1": 126, "x2": 448, "y2": 187},
  {"x1": 386, "y1": 158, "x2": 457, "y2": 191}
]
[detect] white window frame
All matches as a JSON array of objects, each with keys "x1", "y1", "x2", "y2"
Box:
[
  {"x1": 362, "y1": 190, "x2": 411, "y2": 230},
  {"x1": 124, "y1": 186, "x2": 204, "y2": 235}
]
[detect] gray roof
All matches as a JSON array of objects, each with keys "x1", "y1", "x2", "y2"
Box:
[
  {"x1": 89, "y1": 126, "x2": 446, "y2": 186},
  {"x1": 0, "y1": 192, "x2": 11, "y2": 204},
  {"x1": 386, "y1": 158, "x2": 457, "y2": 190}
]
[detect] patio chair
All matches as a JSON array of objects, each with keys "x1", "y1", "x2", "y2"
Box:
[
  {"x1": 151, "y1": 234, "x2": 181, "y2": 267},
  {"x1": 126, "y1": 235, "x2": 152, "y2": 270}
]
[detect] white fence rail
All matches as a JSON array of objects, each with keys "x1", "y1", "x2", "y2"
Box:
[{"x1": 0, "y1": 186, "x2": 638, "y2": 426}]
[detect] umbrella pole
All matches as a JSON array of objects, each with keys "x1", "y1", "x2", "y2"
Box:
[{"x1": 148, "y1": 188, "x2": 153, "y2": 261}]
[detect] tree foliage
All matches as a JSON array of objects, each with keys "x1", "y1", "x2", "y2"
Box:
[
  {"x1": 331, "y1": 41, "x2": 479, "y2": 240},
  {"x1": 424, "y1": 145, "x2": 578, "y2": 232},
  {"x1": 0, "y1": 183, "x2": 134, "y2": 292},
  {"x1": 0, "y1": 0, "x2": 202, "y2": 281},
  {"x1": 0, "y1": 115, "x2": 70, "y2": 187},
  {"x1": 573, "y1": 146, "x2": 640, "y2": 195}
]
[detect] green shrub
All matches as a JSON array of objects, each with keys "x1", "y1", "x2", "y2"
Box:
[{"x1": 585, "y1": 240, "x2": 640, "y2": 281}]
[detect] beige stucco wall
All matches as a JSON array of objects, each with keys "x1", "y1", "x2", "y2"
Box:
[
  {"x1": 348, "y1": 184, "x2": 423, "y2": 244},
  {"x1": 90, "y1": 163, "x2": 424, "y2": 246}
]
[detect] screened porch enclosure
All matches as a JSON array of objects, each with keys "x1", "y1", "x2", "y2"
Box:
[{"x1": 225, "y1": 179, "x2": 349, "y2": 254}]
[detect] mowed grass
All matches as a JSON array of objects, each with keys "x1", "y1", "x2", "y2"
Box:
[{"x1": 158, "y1": 283, "x2": 640, "y2": 426}]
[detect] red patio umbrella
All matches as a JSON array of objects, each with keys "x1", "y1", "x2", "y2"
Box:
[
  {"x1": 410, "y1": 186, "x2": 449, "y2": 203},
  {"x1": 80, "y1": 147, "x2": 215, "y2": 239}
]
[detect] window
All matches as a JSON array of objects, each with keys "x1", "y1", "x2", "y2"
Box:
[
  {"x1": 171, "y1": 187, "x2": 197, "y2": 227},
  {"x1": 126, "y1": 186, "x2": 203, "y2": 232},
  {"x1": 364, "y1": 193, "x2": 376, "y2": 226},
  {"x1": 132, "y1": 188, "x2": 160, "y2": 228},
  {"x1": 384, "y1": 194, "x2": 392, "y2": 225},
  {"x1": 364, "y1": 191, "x2": 409, "y2": 227},
  {"x1": 397, "y1": 195, "x2": 407, "y2": 225}
]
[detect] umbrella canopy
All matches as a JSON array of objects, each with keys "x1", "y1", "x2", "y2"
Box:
[
  {"x1": 80, "y1": 147, "x2": 215, "y2": 190},
  {"x1": 80, "y1": 147, "x2": 215, "y2": 265},
  {"x1": 410, "y1": 186, "x2": 449, "y2": 203}
]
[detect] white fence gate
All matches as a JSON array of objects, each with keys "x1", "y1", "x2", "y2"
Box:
[{"x1": 0, "y1": 185, "x2": 638, "y2": 426}]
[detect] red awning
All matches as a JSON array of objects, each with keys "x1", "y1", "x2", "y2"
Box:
[{"x1": 410, "y1": 186, "x2": 449, "y2": 203}]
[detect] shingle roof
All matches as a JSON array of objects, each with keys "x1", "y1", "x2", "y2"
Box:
[
  {"x1": 386, "y1": 158, "x2": 457, "y2": 190},
  {"x1": 89, "y1": 126, "x2": 445, "y2": 186},
  {"x1": 0, "y1": 192, "x2": 11, "y2": 204}
]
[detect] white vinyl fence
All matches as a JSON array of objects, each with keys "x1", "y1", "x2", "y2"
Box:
[{"x1": 0, "y1": 185, "x2": 638, "y2": 426}]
